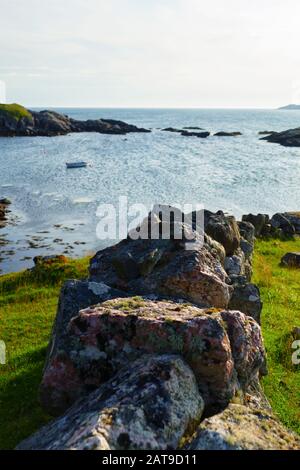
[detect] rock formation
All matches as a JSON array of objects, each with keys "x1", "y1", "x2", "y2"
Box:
[
  {"x1": 0, "y1": 105, "x2": 150, "y2": 137},
  {"x1": 262, "y1": 127, "x2": 300, "y2": 147},
  {"x1": 214, "y1": 132, "x2": 242, "y2": 137},
  {"x1": 0, "y1": 198, "x2": 11, "y2": 228},
  {"x1": 16, "y1": 205, "x2": 299, "y2": 450}
]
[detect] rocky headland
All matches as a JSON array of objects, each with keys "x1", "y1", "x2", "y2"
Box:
[
  {"x1": 262, "y1": 127, "x2": 300, "y2": 147},
  {"x1": 16, "y1": 205, "x2": 300, "y2": 450},
  {"x1": 0, "y1": 104, "x2": 150, "y2": 137}
]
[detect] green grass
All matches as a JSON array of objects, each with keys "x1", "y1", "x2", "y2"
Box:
[
  {"x1": 253, "y1": 237, "x2": 300, "y2": 434},
  {"x1": 0, "y1": 238, "x2": 299, "y2": 449},
  {"x1": 0, "y1": 103, "x2": 32, "y2": 121},
  {"x1": 0, "y1": 256, "x2": 89, "y2": 449}
]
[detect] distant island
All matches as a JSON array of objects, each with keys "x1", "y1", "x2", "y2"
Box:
[
  {"x1": 0, "y1": 103, "x2": 150, "y2": 137},
  {"x1": 278, "y1": 104, "x2": 300, "y2": 110}
]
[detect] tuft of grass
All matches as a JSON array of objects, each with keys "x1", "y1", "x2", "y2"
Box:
[
  {"x1": 0, "y1": 103, "x2": 32, "y2": 121},
  {"x1": 0, "y1": 256, "x2": 89, "y2": 449},
  {"x1": 253, "y1": 237, "x2": 300, "y2": 435}
]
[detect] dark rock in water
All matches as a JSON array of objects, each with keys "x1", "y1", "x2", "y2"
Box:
[
  {"x1": 181, "y1": 130, "x2": 210, "y2": 138},
  {"x1": 40, "y1": 297, "x2": 266, "y2": 416},
  {"x1": 161, "y1": 127, "x2": 183, "y2": 133},
  {"x1": 18, "y1": 355, "x2": 204, "y2": 450},
  {"x1": 258, "y1": 130, "x2": 275, "y2": 135},
  {"x1": 0, "y1": 198, "x2": 11, "y2": 227},
  {"x1": 183, "y1": 126, "x2": 204, "y2": 130},
  {"x1": 187, "y1": 404, "x2": 300, "y2": 450},
  {"x1": 270, "y1": 213, "x2": 297, "y2": 235},
  {"x1": 0, "y1": 105, "x2": 151, "y2": 137},
  {"x1": 281, "y1": 252, "x2": 300, "y2": 268},
  {"x1": 262, "y1": 127, "x2": 300, "y2": 147},
  {"x1": 214, "y1": 132, "x2": 242, "y2": 137},
  {"x1": 242, "y1": 214, "x2": 269, "y2": 237}
]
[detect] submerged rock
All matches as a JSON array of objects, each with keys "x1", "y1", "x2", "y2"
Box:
[
  {"x1": 214, "y1": 132, "x2": 242, "y2": 137},
  {"x1": 181, "y1": 130, "x2": 210, "y2": 138},
  {"x1": 40, "y1": 298, "x2": 266, "y2": 416},
  {"x1": 187, "y1": 404, "x2": 300, "y2": 450},
  {"x1": 18, "y1": 355, "x2": 204, "y2": 450}
]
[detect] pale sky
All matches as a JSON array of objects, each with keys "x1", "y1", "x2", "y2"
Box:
[{"x1": 0, "y1": 0, "x2": 300, "y2": 108}]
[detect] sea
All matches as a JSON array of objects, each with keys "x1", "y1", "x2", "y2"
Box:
[{"x1": 0, "y1": 107, "x2": 300, "y2": 274}]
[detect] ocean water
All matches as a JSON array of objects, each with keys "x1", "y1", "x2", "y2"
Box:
[{"x1": 1, "y1": 108, "x2": 300, "y2": 274}]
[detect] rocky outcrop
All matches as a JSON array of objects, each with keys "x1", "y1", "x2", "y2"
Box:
[
  {"x1": 0, "y1": 107, "x2": 150, "y2": 137},
  {"x1": 202, "y1": 210, "x2": 241, "y2": 256},
  {"x1": 181, "y1": 131, "x2": 210, "y2": 138},
  {"x1": 281, "y1": 252, "x2": 300, "y2": 268},
  {"x1": 161, "y1": 127, "x2": 183, "y2": 133},
  {"x1": 214, "y1": 132, "x2": 242, "y2": 137},
  {"x1": 18, "y1": 355, "x2": 204, "y2": 450},
  {"x1": 271, "y1": 212, "x2": 300, "y2": 235},
  {"x1": 40, "y1": 298, "x2": 266, "y2": 416},
  {"x1": 242, "y1": 214, "x2": 269, "y2": 238},
  {"x1": 187, "y1": 404, "x2": 300, "y2": 450},
  {"x1": 16, "y1": 204, "x2": 298, "y2": 451},
  {"x1": 0, "y1": 198, "x2": 11, "y2": 228},
  {"x1": 262, "y1": 127, "x2": 300, "y2": 147}
]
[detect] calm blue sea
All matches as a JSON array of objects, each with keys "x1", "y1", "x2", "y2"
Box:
[{"x1": 1, "y1": 108, "x2": 300, "y2": 273}]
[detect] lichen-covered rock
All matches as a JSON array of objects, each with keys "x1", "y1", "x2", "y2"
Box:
[
  {"x1": 89, "y1": 211, "x2": 231, "y2": 309},
  {"x1": 229, "y1": 282, "x2": 262, "y2": 324},
  {"x1": 18, "y1": 355, "x2": 204, "y2": 450},
  {"x1": 40, "y1": 298, "x2": 266, "y2": 416},
  {"x1": 187, "y1": 404, "x2": 300, "y2": 450},
  {"x1": 281, "y1": 252, "x2": 300, "y2": 268},
  {"x1": 41, "y1": 280, "x2": 128, "y2": 415}
]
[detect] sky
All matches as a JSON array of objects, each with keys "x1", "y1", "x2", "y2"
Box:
[{"x1": 0, "y1": 0, "x2": 300, "y2": 108}]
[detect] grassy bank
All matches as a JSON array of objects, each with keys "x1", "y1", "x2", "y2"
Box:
[
  {"x1": 0, "y1": 103, "x2": 32, "y2": 121},
  {"x1": 0, "y1": 239, "x2": 299, "y2": 449},
  {"x1": 253, "y1": 237, "x2": 300, "y2": 434}
]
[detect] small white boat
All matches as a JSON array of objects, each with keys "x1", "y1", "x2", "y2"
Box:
[{"x1": 66, "y1": 161, "x2": 88, "y2": 169}]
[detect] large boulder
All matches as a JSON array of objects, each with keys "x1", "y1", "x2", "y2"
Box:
[
  {"x1": 40, "y1": 298, "x2": 266, "y2": 416},
  {"x1": 203, "y1": 211, "x2": 241, "y2": 256},
  {"x1": 271, "y1": 212, "x2": 300, "y2": 235},
  {"x1": 242, "y1": 214, "x2": 269, "y2": 237},
  {"x1": 229, "y1": 281, "x2": 262, "y2": 324},
  {"x1": 18, "y1": 355, "x2": 204, "y2": 450},
  {"x1": 89, "y1": 210, "x2": 231, "y2": 309},
  {"x1": 281, "y1": 252, "x2": 300, "y2": 268},
  {"x1": 187, "y1": 404, "x2": 300, "y2": 450}
]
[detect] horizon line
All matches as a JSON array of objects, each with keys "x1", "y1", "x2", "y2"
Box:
[{"x1": 24, "y1": 105, "x2": 282, "y2": 110}]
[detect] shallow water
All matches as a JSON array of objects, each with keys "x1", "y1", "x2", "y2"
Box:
[{"x1": 0, "y1": 108, "x2": 300, "y2": 273}]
